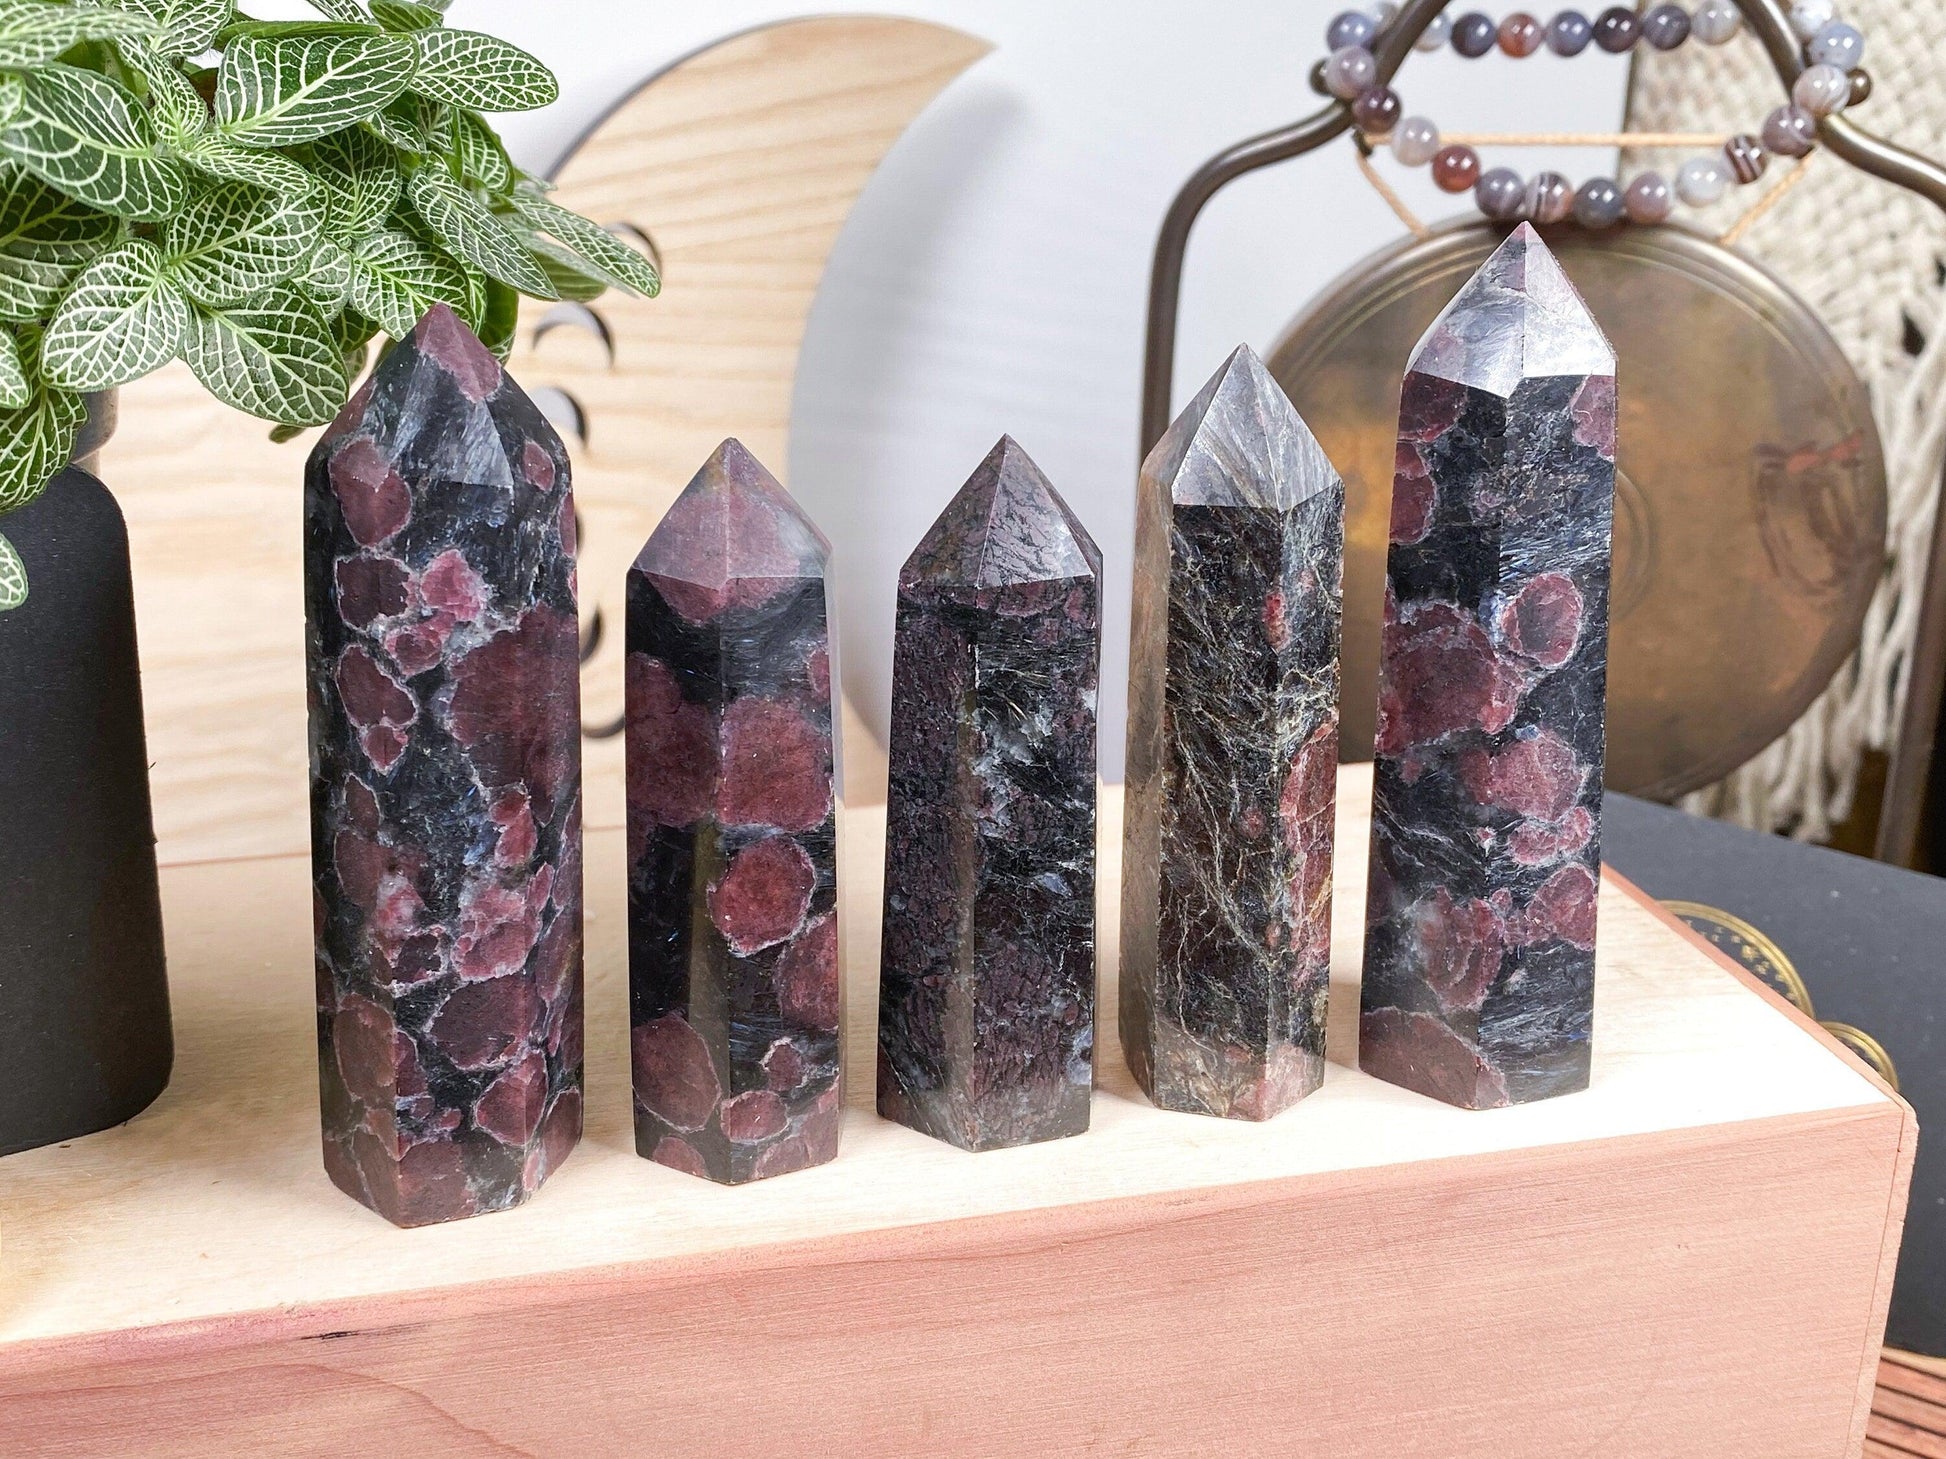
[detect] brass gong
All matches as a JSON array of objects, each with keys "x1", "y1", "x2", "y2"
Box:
[{"x1": 1267, "y1": 220, "x2": 1886, "y2": 801}]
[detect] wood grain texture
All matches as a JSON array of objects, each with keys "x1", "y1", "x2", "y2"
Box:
[
  {"x1": 0, "y1": 766, "x2": 1909, "y2": 1455},
  {"x1": 1876, "y1": 1355, "x2": 1946, "y2": 1458},
  {"x1": 96, "y1": 16, "x2": 988, "y2": 863}
]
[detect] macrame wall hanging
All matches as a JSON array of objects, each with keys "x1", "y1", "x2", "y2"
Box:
[
  {"x1": 1623, "y1": 0, "x2": 1946, "y2": 848},
  {"x1": 1140, "y1": 0, "x2": 1946, "y2": 863}
]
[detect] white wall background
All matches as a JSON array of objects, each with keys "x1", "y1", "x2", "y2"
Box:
[{"x1": 423, "y1": 2, "x2": 1627, "y2": 778}]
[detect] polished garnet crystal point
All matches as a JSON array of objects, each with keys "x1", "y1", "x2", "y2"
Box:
[
  {"x1": 307, "y1": 305, "x2": 583, "y2": 1227},
  {"x1": 1121, "y1": 344, "x2": 1347, "y2": 1120},
  {"x1": 627, "y1": 438, "x2": 841, "y2": 1184},
  {"x1": 1360, "y1": 223, "x2": 1617, "y2": 1110},
  {"x1": 878, "y1": 436, "x2": 1102, "y2": 1152}
]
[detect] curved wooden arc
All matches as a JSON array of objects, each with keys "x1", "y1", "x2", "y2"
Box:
[
  {"x1": 511, "y1": 16, "x2": 991, "y2": 834},
  {"x1": 102, "y1": 16, "x2": 987, "y2": 863}
]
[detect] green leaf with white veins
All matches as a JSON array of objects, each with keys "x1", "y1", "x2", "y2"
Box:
[
  {"x1": 527, "y1": 237, "x2": 609, "y2": 303},
  {"x1": 0, "y1": 328, "x2": 85, "y2": 512},
  {"x1": 0, "y1": 250, "x2": 75, "y2": 321},
  {"x1": 165, "y1": 180, "x2": 324, "y2": 306},
  {"x1": 304, "y1": 234, "x2": 351, "y2": 309},
  {"x1": 412, "y1": 29, "x2": 557, "y2": 113},
  {"x1": 0, "y1": 530, "x2": 25, "y2": 611},
  {"x1": 214, "y1": 32, "x2": 416, "y2": 147},
  {"x1": 174, "y1": 132, "x2": 317, "y2": 196},
  {"x1": 304, "y1": 126, "x2": 399, "y2": 236},
  {"x1": 2, "y1": 65, "x2": 187, "y2": 219},
  {"x1": 0, "y1": 163, "x2": 118, "y2": 263},
  {"x1": 183, "y1": 284, "x2": 347, "y2": 425},
  {"x1": 361, "y1": 90, "x2": 437, "y2": 153},
  {"x1": 370, "y1": 0, "x2": 440, "y2": 30},
  {"x1": 405, "y1": 167, "x2": 552, "y2": 297},
  {"x1": 0, "y1": 1, "x2": 156, "y2": 69},
  {"x1": 124, "y1": 47, "x2": 211, "y2": 143},
  {"x1": 106, "y1": 0, "x2": 234, "y2": 59},
  {"x1": 0, "y1": 326, "x2": 27, "y2": 409},
  {"x1": 514, "y1": 192, "x2": 660, "y2": 297},
  {"x1": 448, "y1": 109, "x2": 509, "y2": 192},
  {"x1": 302, "y1": 0, "x2": 371, "y2": 23},
  {"x1": 44, "y1": 239, "x2": 188, "y2": 390},
  {"x1": 348, "y1": 227, "x2": 463, "y2": 337}
]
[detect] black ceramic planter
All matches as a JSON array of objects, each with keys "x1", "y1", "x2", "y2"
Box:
[{"x1": 0, "y1": 395, "x2": 172, "y2": 1157}]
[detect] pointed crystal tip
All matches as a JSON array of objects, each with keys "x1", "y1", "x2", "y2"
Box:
[
  {"x1": 902, "y1": 435, "x2": 1101, "y2": 589},
  {"x1": 1408, "y1": 223, "x2": 1615, "y2": 397},
  {"x1": 633, "y1": 438, "x2": 829, "y2": 589},
  {"x1": 1143, "y1": 344, "x2": 1342, "y2": 509},
  {"x1": 313, "y1": 303, "x2": 563, "y2": 491}
]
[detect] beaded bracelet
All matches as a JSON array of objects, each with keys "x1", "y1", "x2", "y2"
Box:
[{"x1": 1314, "y1": 0, "x2": 1874, "y2": 226}]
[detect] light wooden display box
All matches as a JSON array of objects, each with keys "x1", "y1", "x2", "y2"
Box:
[{"x1": 0, "y1": 765, "x2": 1912, "y2": 1457}]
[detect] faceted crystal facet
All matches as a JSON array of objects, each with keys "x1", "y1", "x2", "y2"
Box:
[
  {"x1": 1121, "y1": 345, "x2": 1346, "y2": 1121},
  {"x1": 626, "y1": 439, "x2": 841, "y2": 1183},
  {"x1": 306, "y1": 305, "x2": 583, "y2": 1226},
  {"x1": 878, "y1": 437, "x2": 1102, "y2": 1152},
  {"x1": 1360, "y1": 224, "x2": 1617, "y2": 1109}
]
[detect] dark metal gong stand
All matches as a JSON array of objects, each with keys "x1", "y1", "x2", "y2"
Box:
[{"x1": 1138, "y1": 0, "x2": 1946, "y2": 863}]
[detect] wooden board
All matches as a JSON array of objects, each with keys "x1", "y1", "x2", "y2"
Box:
[
  {"x1": 96, "y1": 16, "x2": 987, "y2": 864},
  {"x1": 1874, "y1": 1353, "x2": 1946, "y2": 1457},
  {"x1": 0, "y1": 765, "x2": 1911, "y2": 1456}
]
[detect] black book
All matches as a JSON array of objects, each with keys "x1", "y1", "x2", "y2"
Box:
[{"x1": 1603, "y1": 792, "x2": 1944, "y2": 1356}]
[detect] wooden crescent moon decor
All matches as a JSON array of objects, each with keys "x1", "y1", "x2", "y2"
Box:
[{"x1": 102, "y1": 16, "x2": 990, "y2": 864}]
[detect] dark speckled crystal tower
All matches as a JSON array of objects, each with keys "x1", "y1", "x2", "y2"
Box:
[
  {"x1": 1121, "y1": 345, "x2": 1345, "y2": 1121},
  {"x1": 306, "y1": 305, "x2": 583, "y2": 1227},
  {"x1": 626, "y1": 439, "x2": 841, "y2": 1184},
  {"x1": 878, "y1": 437, "x2": 1102, "y2": 1152},
  {"x1": 1360, "y1": 223, "x2": 1616, "y2": 1110}
]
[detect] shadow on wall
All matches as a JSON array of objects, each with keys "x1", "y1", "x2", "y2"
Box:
[{"x1": 789, "y1": 77, "x2": 1030, "y2": 805}]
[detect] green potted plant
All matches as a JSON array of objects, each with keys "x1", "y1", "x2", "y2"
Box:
[
  {"x1": 0, "y1": 0, "x2": 658, "y2": 602},
  {"x1": 0, "y1": 0, "x2": 658, "y2": 1159}
]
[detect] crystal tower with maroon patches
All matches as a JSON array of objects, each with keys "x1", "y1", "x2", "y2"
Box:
[
  {"x1": 1121, "y1": 345, "x2": 1345, "y2": 1121},
  {"x1": 305, "y1": 305, "x2": 583, "y2": 1226},
  {"x1": 626, "y1": 439, "x2": 841, "y2": 1184},
  {"x1": 878, "y1": 437, "x2": 1101, "y2": 1152},
  {"x1": 1360, "y1": 223, "x2": 1616, "y2": 1110}
]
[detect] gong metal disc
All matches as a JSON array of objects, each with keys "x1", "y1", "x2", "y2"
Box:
[{"x1": 1268, "y1": 220, "x2": 1886, "y2": 801}]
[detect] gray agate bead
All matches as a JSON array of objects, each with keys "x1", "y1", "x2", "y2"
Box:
[
  {"x1": 1641, "y1": 4, "x2": 1692, "y2": 49},
  {"x1": 1416, "y1": 11, "x2": 1453, "y2": 49},
  {"x1": 1792, "y1": 62, "x2": 1851, "y2": 117},
  {"x1": 1327, "y1": 9, "x2": 1380, "y2": 50},
  {"x1": 1593, "y1": 5, "x2": 1642, "y2": 50},
  {"x1": 1453, "y1": 11, "x2": 1499, "y2": 54},
  {"x1": 1724, "y1": 133, "x2": 1768, "y2": 184},
  {"x1": 1524, "y1": 170, "x2": 1574, "y2": 225},
  {"x1": 1547, "y1": 9, "x2": 1594, "y2": 52},
  {"x1": 1352, "y1": 85, "x2": 1402, "y2": 132},
  {"x1": 1691, "y1": 0, "x2": 1741, "y2": 43},
  {"x1": 1573, "y1": 176, "x2": 1626, "y2": 228},
  {"x1": 1762, "y1": 103, "x2": 1819, "y2": 157},
  {"x1": 1392, "y1": 116, "x2": 1441, "y2": 166},
  {"x1": 1324, "y1": 45, "x2": 1378, "y2": 99},
  {"x1": 1624, "y1": 171, "x2": 1673, "y2": 223},
  {"x1": 1475, "y1": 167, "x2": 1527, "y2": 221},
  {"x1": 1807, "y1": 20, "x2": 1865, "y2": 68},
  {"x1": 1788, "y1": 0, "x2": 1835, "y2": 41},
  {"x1": 1676, "y1": 154, "x2": 1728, "y2": 205}
]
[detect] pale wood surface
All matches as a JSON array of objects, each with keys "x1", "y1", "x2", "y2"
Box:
[
  {"x1": 96, "y1": 16, "x2": 987, "y2": 865},
  {"x1": 0, "y1": 765, "x2": 1886, "y2": 1345},
  {"x1": 0, "y1": 764, "x2": 1905, "y2": 1459}
]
